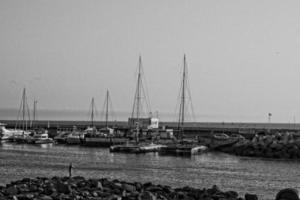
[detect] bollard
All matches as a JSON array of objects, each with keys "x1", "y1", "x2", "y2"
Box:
[{"x1": 276, "y1": 188, "x2": 299, "y2": 200}]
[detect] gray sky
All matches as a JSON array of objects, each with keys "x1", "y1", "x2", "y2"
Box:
[{"x1": 1, "y1": 0, "x2": 300, "y2": 122}]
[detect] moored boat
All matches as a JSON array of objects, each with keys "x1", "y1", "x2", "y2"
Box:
[
  {"x1": 54, "y1": 131, "x2": 70, "y2": 144},
  {"x1": 110, "y1": 142, "x2": 166, "y2": 153},
  {"x1": 84, "y1": 128, "x2": 128, "y2": 147},
  {"x1": 210, "y1": 133, "x2": 240, "y2": 150},
  {"x1": 66, "y1": 131, "x2": 84, "y2": 145},
  {"x1": 159, "y1": 55, "x2": 208, "y2": 156},
  {"x1": 160, "y1": 143, "x2": 208, "y2": 155},
  {"x1": 109, "y1": 56, "x2": 162, "y2": 153},
  {"x1": 31, "y1": 131, "x2": 53, "y2": 144}
]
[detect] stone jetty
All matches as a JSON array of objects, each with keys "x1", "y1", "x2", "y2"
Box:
[
  {"x1": 220, "y1": 132, "x2": 300, "y2": 159},
  {"x1": 0, "y1": 176, "x2": 258, "y2": 200}
]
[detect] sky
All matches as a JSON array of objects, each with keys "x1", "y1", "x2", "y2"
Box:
[{"x1": 1, "y1": 0, "x2": 300, "y2": 122}]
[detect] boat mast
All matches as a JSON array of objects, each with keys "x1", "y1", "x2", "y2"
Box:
[
  {"x1": 91, "y1": 97, "x2": 95, "y2": 127},
  {"x1": 22, "y1": 88, "x2": 27, "y2": 131},
  {"x1": 178, "y1": 55, "x2": 187, "y2": 139},
  {"x1": 136, "y1": 56, "x2": 142, "y2": 143},
  {"x1": 32, "y1": 100, "x2": 37, "y2": 128},
  {"x1": 105, "y1": 90, "x2": 109, "y2": 128}
]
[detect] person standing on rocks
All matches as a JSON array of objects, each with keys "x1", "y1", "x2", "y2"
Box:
[{"x1": 68, "y1": 163, "x2": 73, "y2": 178}]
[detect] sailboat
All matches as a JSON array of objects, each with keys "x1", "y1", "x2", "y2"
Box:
[
  {"x1": 110, "y1": 56, "x2": 165, "y2": 153},
  {"x1": 0, "y1": 123, "x2": 18, "y2": 141},
  {"x1": 26, "y1": 100, "x2": 54, "y2": 144},
  {"x1": 84, "y1": 92, "x2": 127, "y2": 147},
  {"x1": 13, "y1": 88, "x2": 32, "y2": 142},
  {"x1": 159, "y1": 55, "x2": 208, "y2": 155},
  {"x1": 66, "y1": 98, "x2": 98, "y2": 145}
]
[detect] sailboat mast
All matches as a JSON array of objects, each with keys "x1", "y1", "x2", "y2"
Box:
[
  {"x1": 178, "y1": 55, "x2": 187, "y2": 138},
  {"x1": 181, "y1": 55, "x2": 186, "y2": 129},
  {"x1": 105, "y1": 90, "x2": 109, "y2": 128},
  {"x1": 91, "y1": 97, "x2": 94, "y2": 127},
  {"x1": 136, "y1": 56, "x2": 142, "y2": 121},
  {"x1": 32, "y1": 100, "x2": 37, "y2": 128},
  {"x1": 134, "y1": 56, "x2": 142, "y2": 143},
  {"x1": 22, "y1": 88, "x2": 26, "y2": 131}
]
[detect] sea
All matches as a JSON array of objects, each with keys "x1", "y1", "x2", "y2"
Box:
[{"x1": 0, "y1": 143, "x2": 299, "y2": 200}]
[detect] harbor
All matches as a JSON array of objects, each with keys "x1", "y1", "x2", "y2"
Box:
[
  {"x1": 2, "y1": 0, "x2": 300, "y2": 199},
  {"x1": 1, "y1": 143, "x2": 300, "y2": 200}
]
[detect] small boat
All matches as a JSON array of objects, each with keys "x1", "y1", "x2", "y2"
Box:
[
  {"x1": 160, "y1": 143, "x2": 208, "y2": 155},
  {"x1": 31, "y1": 132, "x2": 53, "y2": 144},
  {"x1": 85, "y1": 127, "x2": 128, "y2": 147},
  {"x1": 0, "y1": 123, "x2": 17, "y2": 141},
  {"x1": 13, "y1": 132, "x2": 32, "y2": 143},
  {"x1": 0, "y1": 123, "x2": 26, "y2": 141},
  {"x1": 110, "y1": 142, "x2": 165, "y2": 153},
  {"x1": 66, "y1": 131, "x2": 84, "y2": 145},
  {"x1": 54, "y1": 131, "x2": 70, "y2": 144},
  {"x1": 210, "y1": 133, "x2": 239, "y2": 149},
  {"x1": 84, "y1": 95, "x2": 128, "y2": 147}
]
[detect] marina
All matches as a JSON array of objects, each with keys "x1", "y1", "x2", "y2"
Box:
[
  {"x1": 1, "y1": 1, "x2": 300, "y2": 199},
  {"x1": 0, "y1": 143, "x2": 300, "y2": 200}
]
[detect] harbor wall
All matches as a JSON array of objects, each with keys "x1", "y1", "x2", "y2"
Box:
[{"x1": 2, "y1": 120, "x2": 300, "y2": 138}]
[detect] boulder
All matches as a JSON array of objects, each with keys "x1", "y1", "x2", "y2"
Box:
[
  {"x1": 5, "y1": 186, "x2": 18, "y2": 195},
  {"x1": 90, "y1": 179, "x2": 103, "y2": 190},
  {"x1": 245, "y1": 193, "x2": 258, "y2": 200},
  {"x1": 122, "y1": 183, "x2": 136, "y2": 193},
  {"x1": 138, "y1": 191, "x2": 157, "y2": 200},
  {"x1": 55, "y1": 182, "x2": 71, "y2": 194},
  {"x1": 276, "y1": 188, "x2": 299, "y2": 200},
  {"x1": 225, "y1": 191, "x2": 238, "y2": 198},
  {"x1": 39, "y1": 195, "x2": 53, "y2": 200}
]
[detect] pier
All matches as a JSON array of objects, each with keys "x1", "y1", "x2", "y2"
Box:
[{"x1": 2, "y1": 120, "x2": 300, "y2": 139}]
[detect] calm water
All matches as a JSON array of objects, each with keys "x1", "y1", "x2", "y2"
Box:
[{"x1": 0, "y1": 143, "x2": 299, "y2": 200}]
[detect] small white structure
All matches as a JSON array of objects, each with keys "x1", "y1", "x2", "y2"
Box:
[{"x1": 148, "y1": 118, "x2": 159, "y2": 129}]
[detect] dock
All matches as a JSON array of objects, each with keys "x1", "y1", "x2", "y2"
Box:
[{"x1": 2, "y1": 120, "x2": 300, "y2": 139}]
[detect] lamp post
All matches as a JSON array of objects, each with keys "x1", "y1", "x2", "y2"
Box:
[{"x1": 268, "y1": 113, "x2": 272, "y2": 133}]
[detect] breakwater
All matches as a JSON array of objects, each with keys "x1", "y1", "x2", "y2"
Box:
[
  {"x1": 219, "y1": 132, "x2": 300, "y2": 159},
  {"x1": 1, "y1": 176, "x2": 258, "y2": 200},
  {"x1": 3, "y1": 120, "x2": 300, "y2": 138}
]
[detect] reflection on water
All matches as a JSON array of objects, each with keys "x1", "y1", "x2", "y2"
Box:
[{"x1": 0, "y1": 143, "x2": 299, "y2": 200}]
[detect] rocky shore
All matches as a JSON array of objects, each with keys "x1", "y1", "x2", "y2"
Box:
[
  {"x1": 0, "y1": 176, "x2": 259, "y2": 200},
  {"x1": 220, "y1": 132, "x2": 300, "y2": 159}
]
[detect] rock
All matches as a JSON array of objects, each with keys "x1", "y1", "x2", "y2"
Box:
[
  {"x1": 138, "y1": 191, "x2": 157, "y2": 200},
  {"x1": 97, "y1": 191, "x2": 112, "y2": 198},
  {"x1": 106, "y1": 194, "x2": 122, "y2": 200},
  {"x1": 225, "y1": 191, "x2": 238, "y2": 198},
  {"x1": 143, "y1": 182, "x2": 153, "y2": 189},
  {"x1": 55, "y1": 182, "x2": 71, "y2": 194},
  {"x1": 92, "y1": 191, "x2": 98, "y2": 197},
  {"x1": 17, "y1": 193, "x2": 35, "y2": 200},
  {"x1": 207, "y1": 185, "x2": 221, "y2": 195},
  {"x1": 134, "y1": 182, "x2": 143, "y2": 192},
  {"x1": 245, "y1": 193, "x2": 258, "y2": 200},
  {"x1": 122, "y1": 183, "x2": 136, "y2": 193},
  {"x1": 146, "y1": 186, "x2": 163, "y2": 193},
  {"x1": 6, "y1": 186, "x2": 18, "y2": 195},
  {"x1": 101, "y1": 179, "x2": 112, "y2": 188},
  {"x1": 76, "y1": 181, "x2": 86, "y2": 188},
  {"x1": 28, "y1": 185, "x2": 38, "y2": 192},
  {"x1": 44, "y1": 184, "x2": 56, "y2": 195},
  {"x1": 276, "y1": 188, "x2": 299, "y2": 200},
  {"x1": 39, "y1": 195, "x2": 53, "y2": 200}
]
